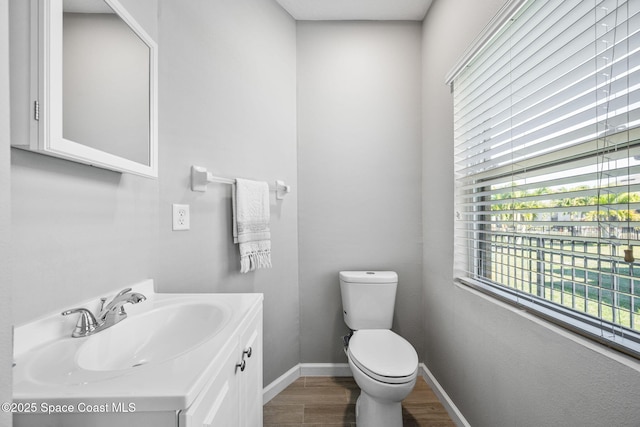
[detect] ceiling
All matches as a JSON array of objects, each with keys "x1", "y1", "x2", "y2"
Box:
[{"x1": 274, "y1": 0, "x2": 433, "y2": 21}]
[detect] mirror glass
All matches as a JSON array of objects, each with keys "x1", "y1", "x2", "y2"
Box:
[{"x1": 62, "y1": 0, "x2": 151, "y2": 166}]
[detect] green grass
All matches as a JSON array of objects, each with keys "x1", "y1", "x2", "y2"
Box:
[{"x1": 488, "y1": 239, "x2": 640, "y2": 332}]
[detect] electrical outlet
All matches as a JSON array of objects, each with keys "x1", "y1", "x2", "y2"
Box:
[{"x1": 172, "y1": 204, "x2": 190, "y2": 231}]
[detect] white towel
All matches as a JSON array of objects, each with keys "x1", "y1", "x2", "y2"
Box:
[{"x1": 232, "y1": 178, "x2": 272, "y2": 273}]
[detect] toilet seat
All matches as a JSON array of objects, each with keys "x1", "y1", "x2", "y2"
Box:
[{"x1": 348, "y1": 329, "x2": 418, "y2": 384}]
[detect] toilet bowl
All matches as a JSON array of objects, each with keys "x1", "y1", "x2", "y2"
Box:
[
  {"x1": 346, "y1": 329, "x2": 418, "y2": 427},
  {"x1": 339, "y1": 271, "x2": 419, "y2": 427}
]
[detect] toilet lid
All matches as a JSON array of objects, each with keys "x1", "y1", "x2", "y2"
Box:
[{"x1": 348, "y1": 330, "x2": 418, "y2": 384}]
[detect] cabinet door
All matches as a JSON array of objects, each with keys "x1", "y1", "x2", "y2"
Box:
[
  {"x1": 238, "y1": 308, "x2": 263, "y2": 427},
  {"x1": 179, "y1": 344, "x2": 239, "y2": 427}
]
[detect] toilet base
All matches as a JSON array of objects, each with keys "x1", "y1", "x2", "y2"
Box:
[{"x1": 355, "y1": 390, "x2": 403, "y2": 427}]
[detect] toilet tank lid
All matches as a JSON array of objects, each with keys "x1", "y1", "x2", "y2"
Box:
[{"x1": 339, "y1": 271, "x2": 397, "y2": 283}]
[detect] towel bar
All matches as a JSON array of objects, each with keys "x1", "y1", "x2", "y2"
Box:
[{"x1": 190, "y1": 165, "x2": 291, "y2": 200}]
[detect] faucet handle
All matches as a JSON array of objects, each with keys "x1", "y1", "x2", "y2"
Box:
[{"x1": 61, "y1": 308, "x2": 98, "y2": 338}]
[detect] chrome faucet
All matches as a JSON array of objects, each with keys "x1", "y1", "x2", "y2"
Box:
[{"x1": 61, "y1": 288, "x2": 146, "y2": 338}]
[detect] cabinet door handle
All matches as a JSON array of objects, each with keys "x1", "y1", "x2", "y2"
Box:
[
  {"x1": 243, "y1": 347, "x2": 252, "y2": 358},
  {"x1": 236, "y1": 359, "x2": 246, "y2": 372}
]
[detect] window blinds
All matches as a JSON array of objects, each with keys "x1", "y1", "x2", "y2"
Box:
[{"x1": 453, "y1": 0, "x2": 640, "y2": 354}]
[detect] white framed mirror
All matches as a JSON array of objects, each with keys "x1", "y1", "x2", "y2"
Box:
[{"x1": 13, "y1": 0, "x2": 158, "y2": 178}]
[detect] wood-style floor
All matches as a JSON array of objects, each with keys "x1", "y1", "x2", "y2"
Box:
[{"x1": 263, "y1": 376, "x2": 455, "y2": 427}]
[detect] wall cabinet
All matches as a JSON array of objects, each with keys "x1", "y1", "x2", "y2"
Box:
[{"x1": 9, "y1": 0, "x2": 158, "y2": 177}]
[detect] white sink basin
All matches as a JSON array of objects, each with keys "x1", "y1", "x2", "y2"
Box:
[
  {"x1": 77, "y1": 303, "x2": 230, "y2": 371},
  {"x1": 21, "y1": 300, "x2": 231, "y2": 385}
]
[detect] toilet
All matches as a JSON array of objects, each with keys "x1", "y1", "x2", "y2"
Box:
[{"x1": 339, "y1": 271, "x2": 418, "y2": 427}]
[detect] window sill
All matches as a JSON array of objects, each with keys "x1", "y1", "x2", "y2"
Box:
[{"x1": 455, "y1": 277, "x2": 640, "y2": 364}]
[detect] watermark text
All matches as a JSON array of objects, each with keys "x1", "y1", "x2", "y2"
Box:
[{"x1": 2, "y1": 401, "x2": 136, "y2": 414}]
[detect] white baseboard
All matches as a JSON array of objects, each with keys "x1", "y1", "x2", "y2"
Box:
[
  {"x1": 299, "y1": 363, "x2": 351, "y2": 377},
  {"x1": 263, "y1": 364, "x2": 301, "y2": 404},
  {"x1": 419, "y1": 363, "x2": 470, "y2": 427},
  {"x1": 264, "y1": 362, "x2": 470, "y2": 427},
  {"x1": 263, "y1": 363, "x2": 351, "y2": 404}
]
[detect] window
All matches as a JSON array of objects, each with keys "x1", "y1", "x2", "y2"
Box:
[{"x1": 451, "y1": 0, "x2": 640, "y2": 357}]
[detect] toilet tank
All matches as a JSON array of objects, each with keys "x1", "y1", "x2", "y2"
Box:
[{"x1": 339, "y1": 271, "x2": 398, "y2": 330}]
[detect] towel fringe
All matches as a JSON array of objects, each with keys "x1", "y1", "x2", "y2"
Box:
[{"x1": 240, "y1": 249, "x2": 272, "y2": 274}]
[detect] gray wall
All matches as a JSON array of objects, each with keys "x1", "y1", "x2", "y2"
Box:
[
  {"x1": 297, "y1": 21, "x2": 423, "y2": 363},
  {"x1": 10, "y1": 0, "x2": 298, "y2": 388},
  {"x1": 11, "y1": 0, "x2": 160, "y2": 327},
  {"x1": 421, "y1": 0, "x2": 640, "y2": 426},
  {"x1": 156, "y1": 0, "x2": 299, "y2": 385},
  {"x1": 1, "y1": 0, "x2": 13, "y2": 425}
]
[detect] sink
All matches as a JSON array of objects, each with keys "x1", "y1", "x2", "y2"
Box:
[
  {"x1": 21, "y1": 300, "x2": 231, "y2": 385},
  {"x1": 77, "y1": 303, "x2": 230, "y2": 371},
  {"x1": 13, "y1": 283, "x2": 264, "y2": 413}
]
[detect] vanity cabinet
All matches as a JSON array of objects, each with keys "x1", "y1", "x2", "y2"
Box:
[
  {"x1": 179, "y1": 306, "x2": 263, "y2": 427},
  {"x1": 13, "y1": 289, "x2": 263, "y2": 427},
  {"x1": 178, "y1": 342, "x2": 239, "y2": 426},
  {"x1": 238, "y1": 307, "x2": 263, "y2": 426}
]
